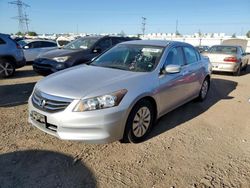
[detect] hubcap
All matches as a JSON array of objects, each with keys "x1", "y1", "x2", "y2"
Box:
[
  {"x1": 0, "y1": 62, "x2": 14, "y2": 77},
  {"x1": 201, "y1": 80, "x2": 208, "y2": 99},
  {"x1": 132, "y1": 107, "x2": 151, "y2": 138}
]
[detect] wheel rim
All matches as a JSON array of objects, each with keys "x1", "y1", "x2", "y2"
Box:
[
  {"x1": 132, "y1": 107, "x2": 151, "y2": 138},
  {"x1": 0, "y1": 62, "x2": 14, "y2": 77},
  {"x1": 201, "y1": 80, "x2": 208, "y2": 99}
]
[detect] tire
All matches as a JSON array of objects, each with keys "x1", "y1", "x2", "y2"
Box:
[
  {"x1": 197, "y1": 78, "x2": 210, "y2": 101},
  {"x1": 0, "y1": 59, "x2": 15, "y2": 78},
  {"x1": 242, "y1": 61, "x2": 248, "y2": 71},
  {"x1": 233, "y1": 64, "x2": 241, "y2": 76},
  {"x1": 122, "y1": 100, "x2": 155, "y2": 143}
]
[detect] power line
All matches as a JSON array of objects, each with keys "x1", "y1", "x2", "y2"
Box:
[{"x1": 9, "y1": 0, "x2": 30, "y2": 34}]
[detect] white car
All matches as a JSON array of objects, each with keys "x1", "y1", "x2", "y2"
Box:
[
  {"x1": 18, "y1": 40, "x2": 58, "y2": 62},
  {"x1": 203, "y1": 45, "x2": 248, "y2": 76}
]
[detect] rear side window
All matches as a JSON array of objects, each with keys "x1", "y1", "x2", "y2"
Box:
[
  {"x1": 0, "y1": 38, "x2": 6, "y2": 45},
  {"x1": 112, "y1": 37, "x2": 126, "y2": 45},
  {"x1": 165, "y1": 47, "x2": 185, "y2": 66},
  {"x1": 40, "y1": 41, "x2": 57, "y2": 47},
  {"x1": 96, "y1": 38, "x2": 112, "y2": 51},
  {"x1": 183, "y1": 47, "x2": 198, "y2": 64}
]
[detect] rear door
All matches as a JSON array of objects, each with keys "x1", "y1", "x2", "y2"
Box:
[
  {"x1": 38, "y1": 41, "x2": 58, "y2": 57},
  {"x1": 182, "y1": 46, "x2": 202, "y2": 98}
]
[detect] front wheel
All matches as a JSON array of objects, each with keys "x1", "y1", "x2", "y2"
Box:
[
  {"x1": 0, "y1": 59, "x2": 15, "y2": 78},
  {"x1": 122, "y1": 100, "x2": 155, "y2": 143}
]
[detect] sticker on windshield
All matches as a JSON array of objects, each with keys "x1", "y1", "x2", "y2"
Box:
[{"x1": 142, "y1": 48, "x2": 162, "y2": 53}]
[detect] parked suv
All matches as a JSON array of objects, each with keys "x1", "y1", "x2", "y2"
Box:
[
  {"x1": 0, "y1": 33, "x2": 26, "y2": 78},
  {"x1": 33, "y1": 35, "x2": 139, "y2": 75}
]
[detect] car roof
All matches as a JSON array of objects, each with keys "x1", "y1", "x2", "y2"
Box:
[
  {"x1": 211, "y1": 45, "x2": 241, "y2": 48},
  {"x1": 120, "y1": 40, "x2": 182, "y2": 47},
  {"x1": 0, "y1": 33, "x2": 10, "y2": 38},
  {"x1": 22, "y1": 39, "x2": 56, "y2": 43}
]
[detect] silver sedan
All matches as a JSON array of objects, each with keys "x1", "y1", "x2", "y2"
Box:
[
  {"x1": 18, "y1": 39, "x2": 57, "y2": 62},
  {"x1": 28, "y1": 40, "x2": 211, "y2": 143}
]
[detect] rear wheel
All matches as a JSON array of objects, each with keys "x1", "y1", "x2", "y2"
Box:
[
  {"x1": 197, "y1": 78, "x2": 209, "y2": 101},
  {"x1": 0, "y1": 59, "x2": 15, "y2": 78},
  {"x1": 122, "y1": 100, "x2": 155, "y2": 143},
  {"x1": 242, "y1": 60, "x2": 248, "y2": 71},
  {"x1": 233, "y1": 64, "x2": 241, "y2": 76}
]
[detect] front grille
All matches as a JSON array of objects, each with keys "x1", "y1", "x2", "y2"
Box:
[{"x1": 32, "y1": 90, "x2": 73, "y2": 113}]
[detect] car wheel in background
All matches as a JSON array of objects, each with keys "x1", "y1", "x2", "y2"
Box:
[
  {"x1": 197, "y1": 78, "x2": 210, "y2": 101},
  {"x1": 0, "y1": 59, "x2": 15, "y2": 78},
  {"x1": 122, "y1": 100, "x2": 155, "y2": 143},
  {"x1": 233, "y1": 64, "x2": 241, "y2": 76},
  {"x1": 242, "y1": 60, "x2": 248, "y2": 71}
]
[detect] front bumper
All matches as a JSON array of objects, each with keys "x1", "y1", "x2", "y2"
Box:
[
  {"x1": 28, "y1": 97, "x2": 128, "y2": 143},
  {"x1": 33, "y1": 59, "x2": 66, "y2": 75},
  {"x1": 211, "y1": 62, "x2": 239, "y2": 73}
]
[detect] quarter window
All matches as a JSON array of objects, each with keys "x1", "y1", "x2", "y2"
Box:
[
  {"x1": 165, "y1": 47, "x2": 185, "y2": 66},
  {"x1": 183, "y1": 47, "x2": 198, "y2": 64}
]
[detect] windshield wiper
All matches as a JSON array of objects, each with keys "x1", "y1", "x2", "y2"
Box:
[{"x1": 104, "y1": 65, "x2": 127, "y2": 70}]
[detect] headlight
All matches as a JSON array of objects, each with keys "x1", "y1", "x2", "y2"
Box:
[
  {"x1": 73, "y1": 89, "x2": 127, "y2": 112},
  {"x1": 53, "y1": 56, "x2": 69, "y2": 62}
]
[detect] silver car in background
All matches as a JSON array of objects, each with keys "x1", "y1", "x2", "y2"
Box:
[
  {"x1": 18, "y1": 39, "x2": 57, "y2": 62},
  {"x1": 28, "y1": 40, "x2": 211, "y2": 143},
  {"x1": 203, "y1": 45, "x2": 248, "y2": 76}
]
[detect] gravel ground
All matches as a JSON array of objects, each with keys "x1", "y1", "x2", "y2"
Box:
[{"x1": 0, "y1": 65, "x2": 250, "y2": 188}]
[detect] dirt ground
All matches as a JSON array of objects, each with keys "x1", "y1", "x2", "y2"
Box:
[{"x1": 0, "y1": 65, "x2": 250, "y2": 188}]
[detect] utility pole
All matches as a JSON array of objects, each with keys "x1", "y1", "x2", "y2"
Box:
[
  {"x1": 9, "y1": 0, "x2": 30, "y2": 34},
  {"x1": 142, "y1": 17, "x2": 146, "y2": 36},
  {"x1": 175, "y1": 19, "x2": 178, "y2": 35}
]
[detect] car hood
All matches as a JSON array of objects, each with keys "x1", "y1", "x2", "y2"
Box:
[
  {"x1": 40, "y1": 48, "x2": 85, "y2": 59},
  {"x1": 35, "y1": 65, "x2": 145, "y2": 99}
]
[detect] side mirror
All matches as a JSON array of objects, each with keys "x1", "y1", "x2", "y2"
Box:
[
  {"x1": 163, "y1": 64, "x2": 181, "y2": 74},
  {"x1": 24, "y1": 45, "x2": 29, "y2": 49},
  {"x1": 92, "y1": 47, "x2": 101, "y2": 53}
]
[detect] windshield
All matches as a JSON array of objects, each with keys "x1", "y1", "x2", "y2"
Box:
[
  {"x1": 17, "y1": 40, "x2": 28, "y2": 47},
  {"x1": 91, "y1": 44, "x2": 164, "y2": 72},
  {"x1": 208, "y1": 46, "x2": 237, "y2": 54},
  {"x1": 63, "y1": 37, "x2": 98, "y2": 50}
]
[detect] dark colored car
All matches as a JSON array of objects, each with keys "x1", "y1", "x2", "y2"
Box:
[
  {"x1": 195, "y1": 45, "x2": 210, "y2": 53},
  {"x1": 33, "y1": 35, "x2": 139, "y2": 75}
]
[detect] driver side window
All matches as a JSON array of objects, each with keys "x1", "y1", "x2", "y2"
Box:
[
  {"x1": 96, "y1": 38, "x2": 112, "y2": 51},
  {"x1": 165, "y1": 47, "x2": 184, "y2": 66}
]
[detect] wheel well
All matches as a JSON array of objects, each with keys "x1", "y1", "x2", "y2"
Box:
[
  {"x1": 137, "y1": 96, "x2": 158, "y2": 120},
  {"x1": 205, "y1": 75, "x2": 210, "y2": 84},
  {"x1": 0, "y1": 56, "x2": 17, "y2": 65}
]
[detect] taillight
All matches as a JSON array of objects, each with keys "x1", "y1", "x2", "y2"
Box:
[
  {"x1": 16, "y1": 44, "x2": 21, "y2": 49},
  {"x1": 223, "y1": 57, "x2": 238, "y2": 63}
]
